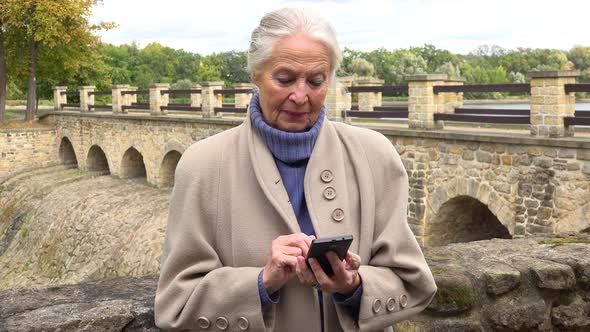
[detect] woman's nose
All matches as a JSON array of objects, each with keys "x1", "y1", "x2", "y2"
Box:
[{"x1": 289, "y1": 81, "x2": 308, "y2": 105}]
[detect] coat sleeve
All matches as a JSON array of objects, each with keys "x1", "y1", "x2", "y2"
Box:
[
  {"x1": 154, "y1": 140, "x2": 276, "y2": 331},
  {"x1": 334, "y1": 129, "x2": 437, "y2": 331}
]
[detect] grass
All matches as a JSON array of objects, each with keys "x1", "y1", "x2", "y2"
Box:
[
  {"x1": 6, "y1": 100, "x2": 52, "y2": 107},
  {"x1": 538, "y1": 238, "x2": 590, "y2": 245}
]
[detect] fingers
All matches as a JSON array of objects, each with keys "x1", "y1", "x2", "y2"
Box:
[
  {"x1": 295, "y1": 256, "x2": 317, "y2": 286},
  {"x1": 275, "y1": 233, "x2": 314, "y2": 257},
  {"x1": 344, "y1": 251, "x2": 361, "y2": 270}
]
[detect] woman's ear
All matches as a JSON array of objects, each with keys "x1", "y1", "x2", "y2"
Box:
[{"x1": 251, "y1": 72, "x2": 259, "y2": 86}]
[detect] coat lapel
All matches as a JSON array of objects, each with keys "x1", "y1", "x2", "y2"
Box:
[{"x1": 246, "y1": 114, "x2": 301, "y2": 234}]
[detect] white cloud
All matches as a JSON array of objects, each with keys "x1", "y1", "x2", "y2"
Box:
[{"x1": 90, "y1": 0, "x2": 590, "y2": 55}]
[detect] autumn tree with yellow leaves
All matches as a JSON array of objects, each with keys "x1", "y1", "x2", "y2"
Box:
[{"x1": 0, "y1": 0, "x2": 113, "y2": 123}]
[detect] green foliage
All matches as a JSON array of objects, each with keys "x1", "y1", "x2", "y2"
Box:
[
  {"x1": 351, "y1": 58, "x2": 374, "y2": 77},
  {"x1": 538, "y1": 237, "x2": 590, "y2": 245}
]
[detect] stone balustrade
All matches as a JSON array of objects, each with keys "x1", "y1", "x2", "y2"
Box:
[{"x1": 52, "y1": 70, "x2": 588, "y2": 137}]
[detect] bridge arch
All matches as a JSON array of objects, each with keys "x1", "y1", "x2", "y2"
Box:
[
  {"x1": 58, "y1": 136, "x2": 78, "y2": 168},
  {"x1": 120, "y1": 147, "x2": 147, "y2": 179},
  {"x1": 424, "y1": 178, "x2": 513, "y2": 247},
  {"x1": 86, "y1": 145, "x2": 111, "y2": 174},
  {"x1": 159, "y1": 150, "x2": 182, "y2": 187}
]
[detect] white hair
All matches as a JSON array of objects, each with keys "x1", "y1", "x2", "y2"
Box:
[{"x1": 247, "y1": 8, "x2": 342, "y2": 78}]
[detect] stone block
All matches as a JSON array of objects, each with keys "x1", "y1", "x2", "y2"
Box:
[
  {"x1": 476, "y1": 151, "x2": 492, "y2": 163},
  {"x1": 484, "y1": 294, "x2": 545, "y2": 331},
  {"x1": 533, "y1": 157, "x2": 553, "y2": 168},
  {"x1": 426, "y1": 270, "x2": 476, "y2": 316},
  {"x1": 525, "y1": 199, "x2": 540, "y2": 208},
  {"x1": 481, "y1": 262, "x2": 522, "y2": 296},
  {"x1": 583, "y1": 163, "x2": 590, "y2": 175},
  {"x1": 527, "y1": 147, "x2": 543, "y2": 157},
  {"x1": 551, "y1": 295, "x2": 590, "y2": 330},
  {"x1": 529, "y1": 259, "x2": 576, "y2": 290},
  {"x1": 462, "y1": 151, "x2": 474, "y2": 161},
  {"x1": 558, "y1": 149, "x2": 575, "y2": 159},
  {"x1": 577, "y1": 150, "x2": 590, "y2": 161}
]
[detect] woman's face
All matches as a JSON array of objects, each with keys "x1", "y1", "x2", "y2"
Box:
[{"x1": 253, "y1": 33, "x2": 332, "y2": 132}]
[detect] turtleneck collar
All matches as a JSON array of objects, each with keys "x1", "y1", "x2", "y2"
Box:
[{"x1": 249, "y1": 92, "x2": 325, "y2": 164}]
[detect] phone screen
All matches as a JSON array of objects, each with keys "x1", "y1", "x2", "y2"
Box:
[{"x1": 305, "y1": 235, "x2": 353, "y2": 276}]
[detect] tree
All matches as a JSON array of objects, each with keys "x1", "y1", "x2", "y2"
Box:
[
  {"x1": 350, "y1": 58, "x2": 374, "y2": 77},
  {"x1": 2, "y1": 0, "x2": 113, "y2": 121}
]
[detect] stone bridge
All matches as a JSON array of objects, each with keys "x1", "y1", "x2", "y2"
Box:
[
  {"x1": 30, "y1": 110, "x2": 589, "y2": 248},
  {"x1": 2, "y1": 70, "x2": 590, "y2": 247}
]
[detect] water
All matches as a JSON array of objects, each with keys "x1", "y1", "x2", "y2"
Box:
[
  {"x1": 0, "y1": 166, "x2": 169, "y2": 290},
  {"x1": 464, "y1": 102, "x2": 590, "y2": 111}
]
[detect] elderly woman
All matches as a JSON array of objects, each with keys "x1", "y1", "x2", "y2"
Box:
[{"x1": 155, "y1": 8, "x2": 436, "y2": 332}]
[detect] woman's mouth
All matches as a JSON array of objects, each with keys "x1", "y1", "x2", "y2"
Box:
[{"x1": 282, "y1": 110, "x2": 306, "y2": 119}]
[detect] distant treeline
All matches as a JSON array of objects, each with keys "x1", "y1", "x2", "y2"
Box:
[{"x1": 6, "y1": 42, "x2": 590, "y2": 100}]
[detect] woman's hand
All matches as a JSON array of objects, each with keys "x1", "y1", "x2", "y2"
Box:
[
  {"x1": 308, "y1": 251, "x2": 362, "y2": 295},
  {"x1": 262, "y1": 233, "x2": 315, "y2": 294}
]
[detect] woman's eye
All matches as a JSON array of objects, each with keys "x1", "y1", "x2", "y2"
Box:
[
  {"x1": 275, "y1": 76, "x2": 293, "y2": 85},
  {"x1": 309, "y1": 77, "x2": 325, "y2": 87}
]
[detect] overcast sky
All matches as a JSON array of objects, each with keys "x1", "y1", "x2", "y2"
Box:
[{"x1": 91, "y1": 0, "x2": 590, "y2": 55}]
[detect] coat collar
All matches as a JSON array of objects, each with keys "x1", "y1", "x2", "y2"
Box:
[{"x1": 246, "y1": 112, "x2": 351, "y2": 237}]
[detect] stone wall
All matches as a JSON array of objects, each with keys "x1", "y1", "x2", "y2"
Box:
[
  {"x1": 1, "y1": 237, "x2": 588, "y2": 331},
  {"x1": 0, "y1": 128, "x2": 59, "y2": 181},
  {"x1": 395, "y1": 235, "x2": 590, "y2": 331}
]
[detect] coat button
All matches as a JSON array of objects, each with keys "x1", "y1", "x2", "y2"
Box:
[
  {"x1": 372, "y1": 299, "x2": 382, "y2": 313},
  {"x1": 323, "y1": 187, "x2": 337, "y2": 200},
  {"x1": 215, "y1": 317, "x2": 229, "y2": 330},
  {"x1": 197, "y1": 316, "x2": 210, "y2": 329},
  {"x1": 399, "y1": 294, "x2": 408, "y2": 308},
  {"x1": 320, "y1": 170, "x2": 334, "y2": 183},
  {"x1": 386, "y1": 297, "x2": 396, "y2": 311},
  {"x1": 331, "y1": 208, "x2": 344, "y2": 222},
  {"x1": 237, "y1": 317, "x2": 249, "y2": 330}
]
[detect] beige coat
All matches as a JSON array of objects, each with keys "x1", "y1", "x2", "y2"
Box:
[{"x1": 155, "y1": 115, "x2": 437, "y2": 331}]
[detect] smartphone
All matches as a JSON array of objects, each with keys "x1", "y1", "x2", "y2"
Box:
[{"x1": 305, "y1": 235, "x2": 353, "y2": 276}]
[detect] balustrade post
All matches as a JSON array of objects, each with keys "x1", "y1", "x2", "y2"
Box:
[
  {"x1": 149, "y1": 83, "x2": 170, "y2": 115},
  {"x1": 406, "y1": 74, "x2": 447, "y2": 130},
  {"x1": 234, "y1": 83, "x2": 255, "y2": 109},
  {"x1": 191, "y1": 84, "x2": 202, "y2": 108},
  {"x1": 112, "y1": 84, "x2": 130, "y2": 113},
  {"x1": 79, "y1": 86, "x2": 95, "y2": 112},
  {"x1": 53, "y1": 86, "x2": 68, "y2": 111},
  {"x1": 356, "y1": 78, "x2": 384, "y2": 112},
  {"x1": 127, "y1": 86, "x2": 138, "y2": 105},
  {"x1": 528, "y1": 70, "x2": 579, "y2": 137},
  {"x1": 442, "y1": 79, "x2": 464, "y2": 113},
  {"x1": 200, "y1": 81, "x2": 224, "y2": 117},
  {"x1": 325, "y1": 78, "x2": 347, "y2": 121},
  {"x1": 340, "y1": 76, "x2": 353, "y2": 112}
]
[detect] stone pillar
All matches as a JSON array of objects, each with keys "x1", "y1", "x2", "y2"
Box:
[
  {"x1": 324, "y1": 79, "x2": 347, "y2": 121},
  {"x1": 127, "y1": 87, "x2": 138, "y2": 105},
  {"x1": 528, "y1": 70, "x2": 579, "y2": 137},
  {"x1": 112, "y1": 84, "x2": 130, "y2": 113},
  {"x1": 79, "y1": 86, "x2": 95, "y2": 112},
  {"x1": 201, "y1": 81, "x2": 224, "y2": 117},
  {"x1": 234, "y1": 83, "x2": 255, "y2": 109},
  {"x1": 442, "y1": 79, "x2": 464, "y2": 113},
  {"x1": 53, "y1": 86, "x2": 68, "y2": 111},
  {"x1": 356, "y1": 78, "x2": 384, "y2": 112},
  {"x1": 190, "y1": 84, "x2": 202, "y2": 108},
  {"x1": 149, "y1": 83, "x2": 170, "y2": 115},
  {"x1": 407, "y1": 74, "x2": 448, "y2": 130},
  {"x1": 339, "y1": 77, "x2": 353, "y2": 111}
]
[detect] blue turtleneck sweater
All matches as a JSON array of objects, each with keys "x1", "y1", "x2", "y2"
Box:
[{"x1": 249, "y1": 93, "x2": 361, "y2": 327}]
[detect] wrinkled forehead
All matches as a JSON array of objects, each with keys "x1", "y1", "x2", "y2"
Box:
[{"x1": 266, "y1": 34, "x2": 333, "y2": 74}]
